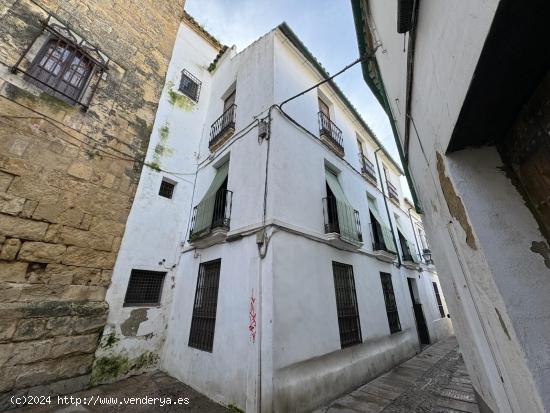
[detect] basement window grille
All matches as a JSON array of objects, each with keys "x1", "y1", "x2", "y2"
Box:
[
  {"x1": 158, "y1": 178, "x2": 175, "y2": 199},
  {"x1": 179, "y1": 69, "x2": 201, "y2": 102},
  {"x1": 11, "y1": 14, "x2": 109, "y2": 109},
  {"x1": 432, "y1": 282, "x2": 445, "y2": 318},
  {"x1": 332, "y1": 262, "x2": 362, "y2": 348},
  {"x1": 188, "y1": 259, "x2": 221, "y2": 352},
  {"x1": 124, "y1": 269, "x2": 166, "y2": 306},
  {"x1": 380, "y1": 272, "x2": 401, "y2": 333}
]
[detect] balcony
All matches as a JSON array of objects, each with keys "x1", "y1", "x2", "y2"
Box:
[
  {"x1": 189, "y1": 189, "x2": 233, "y2": 248},
  {"x1": 209, "y1": 104, "x2": 236, "y2": 151},
  {"x1": 322, "y1": 196, "x2": 362, "y2": 250},
  {"x1": 318, "y1": 112, "x2": 344, "y2": 157},
  {"x1": 369, "y1": 222, "x2": 397, "y2": 263},
  {"x1": 386, "y1": 180, "x2": 399, "y2": 204},
  {"x1": 359, "y1": 154, "x2": 377, "y2": 183}
]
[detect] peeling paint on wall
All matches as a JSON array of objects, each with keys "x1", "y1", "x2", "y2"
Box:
[
  {"x1": 436, "y1": 152, "x2": 477, "y2": 249},
  {"x1": 530, "y1": 241, "x2": 550, "y2": 270},
  {"x1": 495, "y1": 307, "x2": 511, "y2": 340},
  {"x1": 120, "y1": 308, "x2": 149, "y2": 336}
]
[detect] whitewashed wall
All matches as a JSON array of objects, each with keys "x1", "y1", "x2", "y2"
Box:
[{"x1": 365, "y1": 1, "x2": 549, "y2": 412}]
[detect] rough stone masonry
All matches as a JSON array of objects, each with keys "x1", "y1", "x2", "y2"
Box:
[{"x1": 0, "y1": 0, "x2": 183, "y2": 407}]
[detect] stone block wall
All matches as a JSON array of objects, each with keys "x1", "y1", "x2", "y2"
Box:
[{"x1": 0, "y1": 0, "x2": 183, "y2": 406}]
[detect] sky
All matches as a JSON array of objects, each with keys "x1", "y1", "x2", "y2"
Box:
[{"x1": 185, "y1": 0, "x2": 398, "y2": 164}]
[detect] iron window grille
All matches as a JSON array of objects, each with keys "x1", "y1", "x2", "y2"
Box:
[
  {"x1": 432, "y1": 282, "x2": 446, "y2": 318},
  {"x1": 179, "y1": 69, "x2": 201, "y2": 102},
  {"x1": 124, "y1": 269, "x2": 166, "y2": 307},
  {"x1": 188, "y1": 259, "x2": 221, "y2": 352},
  {"x1": 380, "y1": 272, "x2": 401, "y2": 334},
  {"x1": 332, "y1": 262, "x2": 362, "y2": 348},
  {"x1": 159, "y1": 178, "x2": 175, "y2": 199},
  {"x1": 11, "y1": 14, "x2": 109, "y2": 109}
]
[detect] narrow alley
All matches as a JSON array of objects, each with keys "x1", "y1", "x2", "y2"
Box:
[{"x1": 315, "y1": 337, "x2": 479, "y2": 413}]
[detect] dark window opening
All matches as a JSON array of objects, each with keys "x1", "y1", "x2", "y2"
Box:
[
  {"x1": 370, "y1": 212, "x2": 388, "y2": 252},
  {"x1": 124, "y1": 269, "x2": 166, "y2": 306},
  {"x1": 159, "y1": 178, "x2": 175, "y2": 199},
  {"x1": 332, "y1": 262, "x2": 362, "y2": 348},
  {"x1": 188, "y1": 259, "x2": 221, "y2": 352},
  {"x1": 398, "y1": 231, "x2": 414, "y2": 261},
  {"x1": 432, "y1": 282, "x2": 445, "y2": 318},
  {"x1": 380, "y1": 272, "x2": 401, "y2": 334},
  {"x1": 325, "y1": 183, "x2": 340, "y2": 233},
  {"x1": 179, "y1": 69, "x2": 201, "y2": 102},
  {"x1": 212, "y1": 178, "x2": 229, "y2": 229}
]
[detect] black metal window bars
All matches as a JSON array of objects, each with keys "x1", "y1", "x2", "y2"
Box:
[
  {"x1": 318, "y1": 111, "x2": 344, "y2": 153},
  {"x1": 179, "y1": 69, "x2": 201, "y2": 102},
  {"x1": 332, "y1": 262, "x2": 362, "y2": 348},
  {"x1": 322, "y1": 196, "x2": 363, "y2": 242},
  {"x1": 359, "y1": 154, "x2": 377, "y2": 182},
  {"x1": 11, "y1": 14, "x2": 109, "y2": 110},
  {"x1": 123, "y1": 269, "x2": 166, "y2": 307},
  {"x1": 210, "y1": 104, "x2": 237, "y2": 147},
  {"x1": 380, "y1": 272, "x2": 401, "y2": 334},
  {"x1": 188, "y1": 259, "x2": 221, "y2": 352},
  {"x1": 432, "y1": 282, "x2": 446, "y2": 318},
  {"x1": 386, "y1": 180, "x2": 399, "y2": 203}
]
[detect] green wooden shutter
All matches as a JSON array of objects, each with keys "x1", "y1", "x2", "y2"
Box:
[
  {"x1": 395, "y1": 219, "x2": 419, "y2": 263},
  {"x1": 192, "y1": 162, "x2": 229, "y2": 236},
  {"x1": 367, "y1": 198, "x2": 397, "y2": 253},
  {"x1": 325, "y1": 169, "x2": 359, "y2": 243}
]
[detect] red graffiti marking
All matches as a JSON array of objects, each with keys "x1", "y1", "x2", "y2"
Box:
[{"x1": 248, "y1": 290, "x2": 256, "y2": 343}]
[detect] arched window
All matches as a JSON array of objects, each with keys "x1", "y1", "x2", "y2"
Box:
[{"x1": 29, "y1": 38, "x2": 93, "y2": 103}]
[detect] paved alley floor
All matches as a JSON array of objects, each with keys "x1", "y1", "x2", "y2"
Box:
[
  {"x1": 10, "y1": 371, "x2": 230, "y2": 413},
  {"x1": 314, "y1": 336, "x2": 479, "y2": 413}
]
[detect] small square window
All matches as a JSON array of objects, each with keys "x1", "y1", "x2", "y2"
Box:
[
  {"x1": 124, "y1": 269, "x2": 166, "y2": 306},
  {"x1": 179, "y1": 69, "x2": 201, "y2": 102},
  {"x1": 159, "y1": 178, "x2": 175, "y2": 199}
]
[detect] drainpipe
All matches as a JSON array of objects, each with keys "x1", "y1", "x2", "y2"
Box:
[
  {"x1": 374, "y1": 148, "x2": 401, "y2": 267},
  {"x1": 408, "y1": 207, "x2": 422, "y2": 261}
]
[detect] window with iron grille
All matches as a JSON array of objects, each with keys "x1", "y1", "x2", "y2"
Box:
[
  {"x1": 11, "y1": 16, "x2": 110, "y2": 109},
  {"x1": 332, "y1": 262, "x2": 362, "y2": 348},
  {"x1": 158, "y1": 178, "x2": 175, "y2": 199},
  {"x1": 124, "y1": 269, "x2": 166, "y2": 306},
  {"x1": 432, "y1": 282, "x2": 446, "y2": 318},
  {"x1": 380, "y1": 272, "x2": 401, "y2": 333},
  {"x1": 188, "y1": 259, "x2": 221, "y2": 352},
  {"x1": 179, "y1": 69, "x2": 201, "y2": 102}
]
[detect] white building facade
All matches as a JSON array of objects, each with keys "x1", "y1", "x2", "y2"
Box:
[
  {"x1": 351, "y1": 1, "x2": 550, "y2": 412},
  {"x1": 95, "y1": 13, "x2": 452, "y2": 412}
]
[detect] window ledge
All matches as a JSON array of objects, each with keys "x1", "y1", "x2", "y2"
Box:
[
  {"x1": 402, "y1": 260, "x2": 420, "y2": 270},
  {"x1": 373, "y1": 249, "x2": 397, "y2": 263},
  {"x1": 325, "y1": 232, "x2": 363, "y2": 251},
  {"x1": 189, "y1": 227, "x2": 228, "y2": 248}
]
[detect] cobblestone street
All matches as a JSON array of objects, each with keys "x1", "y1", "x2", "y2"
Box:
[{"x1": 314, "y1": 336, "x2": 479, "y2": 413}]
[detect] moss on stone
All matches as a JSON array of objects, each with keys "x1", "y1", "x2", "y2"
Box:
[
  {"x1": 99, "y1": 332, "x2": 119, "y2": 349},
  {"x1": 227, "y1": 404, "x2": 244, "y2": 413},
  {"x1": 90, "y1": 351, "x2": 159, "y2": 385}
]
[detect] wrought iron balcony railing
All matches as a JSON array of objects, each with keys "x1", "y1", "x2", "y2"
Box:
[
  {"x1": 359, "y1": 154, "x2": 377, "y2": 182},
  {"x1": 318, "y1": 112, "x2": 344, "y2": 155},
  {"x1": 386, "y1": 180, "x2": 399, "y2": 203},
  {"x1": 322, "y1": 196, "x2": 362, "y2": 243},
  {"x1": 209, "y1": 104, "x2": 236, "y2": 149},
  {"x1": 189, "y1": 189, "x2": 233, "y2": 241}
]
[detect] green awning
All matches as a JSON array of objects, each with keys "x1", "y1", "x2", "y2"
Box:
[
  {"x1": 395, "y1": 220, "x2": 419, "y2": 263},
  {"x1": 192, "y1": 161, "x2": 229, "y2": 236},
  {"x1": 367, "y1": 198, "x2": 397, "y2": 253},
  {"x1": 325, "y1": 169, "x2": 360, "y2": 243}
]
